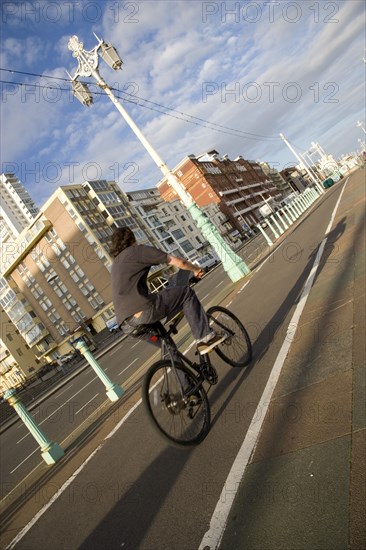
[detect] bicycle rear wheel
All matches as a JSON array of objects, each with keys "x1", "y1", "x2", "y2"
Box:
[
  {"x1": 142, "y1": 360, "x2": 211, "y2": 446},
  {"x1": 207, "y1": 306, "x2": 252, "y2": 367}
]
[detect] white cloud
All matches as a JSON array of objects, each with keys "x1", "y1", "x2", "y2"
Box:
[{"x1": 1, "y1": 0, "x2": 365, "y2": 205}]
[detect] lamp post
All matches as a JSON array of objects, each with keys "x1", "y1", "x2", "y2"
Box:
[
  {"x1": 221, "y1": 195, "x2": 251, "y2": 235},
  {"x1": 280, "y1": 133, "x2": 324, "y2": 194},
  {"x1": 67, "y1": 34, "x2": 249, "y2": 282},
  {"x1": 259, "y1": 192, "x2": 274, "y2": 213},
  {"x1": 356, "y1": 121, "x2": 366, "y2": 135}
]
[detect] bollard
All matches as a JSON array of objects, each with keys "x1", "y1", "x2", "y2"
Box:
[
  {"x1": 3, "y1": 388, "x2": 64, "y2": 465},
  {"x1": 298, "y1": 195, "x2": 308, "y2": 210},
  {"x1": 291, "y1": 200, "x2": 302, "y2": 217},
  {"x1": 302, "y1": 192, "x2": 312, "y2": 207},
  {"x1": 73, "y1": 338, "x2": 124, "y2": 402},
  {"x1": 287, "y1": 203, "x2": 298, "y2": 220},
  {"x1": 265, "y1": 218, "x2": 280, "y2": 240},
  {"x1": 284, "y1": 205, "x2": 296, "y2": 222},
  {"x1": 270, "y1": 214, "x2": 284, "y2": 235},
  {"x1": 293, "y1": 199, "x2": 303, "y2": 215},
  {"x1": 256, "y1": 223, "x2": 273, "y2": 246},
  {"x1": 295, "y1": 198, "x2": 305, "y2": 213},
  {"x1": 276, "y1": 211, "x2": 288, "y2": 230},
  {"x1": 280, "y1": 208, "x2": 292, "y2": 227}
]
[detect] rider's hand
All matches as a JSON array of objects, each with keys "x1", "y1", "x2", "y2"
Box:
[{"x1": 194, "y1": 268, "x2": 205, "y2": 279}]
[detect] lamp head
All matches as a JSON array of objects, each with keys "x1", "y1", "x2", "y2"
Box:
[
  {"x1": 99, "y1": 41, "x2": 123, "y2": 70},
  {"x1": 71, "y1": 80, "x2": 93, "y2": 106}
]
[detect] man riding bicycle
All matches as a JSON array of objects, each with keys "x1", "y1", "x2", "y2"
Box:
[{"x1": 110, "y1": 227, "x2": 225, "y2": 354}]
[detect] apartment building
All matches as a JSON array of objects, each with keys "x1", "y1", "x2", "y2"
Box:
[
  {"x1": 0, "y1": 307, "x2": 37, "y2": 392},
  {"x1": 157, "y1": 150, "x2": 281, "y2": 230},
  {"x1": 0, "y1": 166, "x2": 266, "y2": 388},
  {"x1": 0, "y1": 179, "x2": 175, "y2": 379},
  {"x1": 0, "y1": 173, "x2": 44, "y2": 389},
  {"x1": 126, "y1": 188, "x2": 233, "y2": 262},
  {"x1": 258, "y1": 162, "x2": 293, "y2": 198},
  {"x1": 0, "y1": 173, "x2": 39, "y2": 238}
]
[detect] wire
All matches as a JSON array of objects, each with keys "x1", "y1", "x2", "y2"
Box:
[
  {"x1": 0, "y1": 66, "x2": 282, "y2": 142},
  {"x1": 110, "y1": 87, "x2": 281, "y2": 141}
]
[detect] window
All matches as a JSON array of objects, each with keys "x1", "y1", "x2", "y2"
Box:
[
  {"x1": 181, "y1": 240, "x2": 194, "y2": 253},
  {"x1": 171, "y1": 229, "x2": 184, "y2": 239}
]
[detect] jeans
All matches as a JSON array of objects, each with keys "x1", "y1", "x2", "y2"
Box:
[{"x1": 121, "y1": 285, "x2": 212, "y2": 346}]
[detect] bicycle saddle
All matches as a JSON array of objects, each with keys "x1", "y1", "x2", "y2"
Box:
[{"x1": 130, "y1": 321, "x2": 166, "y2": 338}]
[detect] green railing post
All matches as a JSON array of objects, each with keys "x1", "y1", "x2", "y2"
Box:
[
  {"x1": 3, "y1": 389, "x2": 64, "y2": 465},
  {"x1": 73, "y1": 338, "x2": 124, "y2": 402}
]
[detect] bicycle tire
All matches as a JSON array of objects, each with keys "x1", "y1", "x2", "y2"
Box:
[
  {"x1": 207, "y1": 306, "x2": 252, "y2": 367},
  {"x1": 142, "y1": 360, "x2": 211, "y2": 446}
]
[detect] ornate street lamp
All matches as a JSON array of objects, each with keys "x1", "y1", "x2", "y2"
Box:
[{"x1": 67, "y1": 34, "x2": 250, "y2": 281}]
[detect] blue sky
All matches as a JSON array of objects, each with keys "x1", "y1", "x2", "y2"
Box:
[{"x1": 1, "y1": 0, "x2": 365, "y2": 206}]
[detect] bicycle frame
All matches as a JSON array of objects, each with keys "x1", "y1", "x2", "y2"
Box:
[{"x1": 157, "y1": 317, "x2": 217, "y2": 395}]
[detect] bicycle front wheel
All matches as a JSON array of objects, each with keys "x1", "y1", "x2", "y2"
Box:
[
  {"x1": 207, "y1": 306, "x2": 252, "y2": 367},
  {"x1": 142, "y1": 360, "x2": 211, "y2": 446}
]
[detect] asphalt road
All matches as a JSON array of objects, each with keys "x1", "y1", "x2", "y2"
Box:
[
  {"x1": 1, "y1": 242, "x2": 268, "y2": 498},
  {"x1": 0, "y1": 179, "x2": 349, "y2": 549}
]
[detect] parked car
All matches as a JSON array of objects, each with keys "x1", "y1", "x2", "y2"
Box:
[
  {"x1": 193, "y1": 253, "x2": 219, "y2": 271},
  {"x1": 323, "y1": 178, "x2": 334, "y2": 189},
  {"x1": 106, "y1": 316, "x2": 119, "y2": 333},
  {"x1": 37, "y1": 362, "x2": 58, "y2": 378},
  {"x1": 59, "y1": 351, "x2": 79, "y2": 363}
]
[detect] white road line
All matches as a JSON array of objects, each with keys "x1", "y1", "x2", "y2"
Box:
[
  {"x1": 119, "y1": 358, "x2": 138, "y2": 376},
  {"x1": 15, "y1": 377, "x2": 98, "y2": 447},
  {"x1": 131, "y1": 341, "x2": 140, "y2": 349},
  {"x1": 10, "y1": 447, "x2": 38, "y2": 474},
  {"x1": 75, "y1": 394, "x2": 99, "y2": 416},
  {"x1": 255, "y1": 238, "x2": 286, "y2": 273},
  {"x1": 6, "y1": 395, "x2": 145, "y2": 548},
  {"x1": 57, "y1": 384, "x2": 74, "y2": 398},
  {"x1": 6, "y1": 444, "x2": 104, "y2": 549},
  {"x1": 109, "y1": 343, "x2": 125, "y2": 356},
  {"x1": 239, "y1": 281, "x2": 249, "y2": 292},
  {"x1": 198, "y1": 180, "x2": 348, "y2": 550}
]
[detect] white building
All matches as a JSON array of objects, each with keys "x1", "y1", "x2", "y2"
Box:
[
  {"x1": 0, "y1": 174, "x2": 44, "y2": 391},
  {"x1": 0, "y1": 173, "x2": 39, "y2": 239}
]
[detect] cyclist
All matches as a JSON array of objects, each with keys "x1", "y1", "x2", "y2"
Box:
[{"x1": 110, "y1": 227, "x2": 225, "y2": 354}]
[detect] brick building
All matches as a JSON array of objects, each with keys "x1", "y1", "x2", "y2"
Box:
[{"x1": 157, "y1": 151, "x2": 281, "y2": 231}]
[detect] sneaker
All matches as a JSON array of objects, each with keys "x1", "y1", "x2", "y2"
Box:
[{"x1": 197, "y1": 333, "x2": 226, "y2": 355}]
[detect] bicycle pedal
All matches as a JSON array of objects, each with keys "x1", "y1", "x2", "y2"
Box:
[
  {"x1": 188, "y1": 394, "x2": 201, "y2": 404},
  {"x1": 201, "y1": 365, "x2": 218, "y2": 385}
]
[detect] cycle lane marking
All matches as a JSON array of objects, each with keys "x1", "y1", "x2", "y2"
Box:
[{"x1": 198, "y1": 180, "x2": 348, "y2": 550}]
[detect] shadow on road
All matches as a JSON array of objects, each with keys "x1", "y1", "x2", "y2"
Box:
[{"x1": 76, "y1": 200, "x2": 352, "y2": 550}]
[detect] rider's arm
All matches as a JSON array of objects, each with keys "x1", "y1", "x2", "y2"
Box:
[{"x1": 167, "y1": 255, "x2": 205, "y2": 278}]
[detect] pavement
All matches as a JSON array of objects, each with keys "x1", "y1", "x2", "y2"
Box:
[
  {"x1": 1, "y1": 169, "x2": 365, "y2": 549},
  {"x1": 218, "y1": 169, "x2": 366, "y2": 550}
]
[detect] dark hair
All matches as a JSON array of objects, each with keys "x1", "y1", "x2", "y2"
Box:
[{"x1": 110, "y1": 227, "x2": 136, "y2": 258}]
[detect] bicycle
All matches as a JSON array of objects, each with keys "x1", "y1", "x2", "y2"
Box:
[{"x1": 133, "y1": 304, "x2": 252, "y2": 446}]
